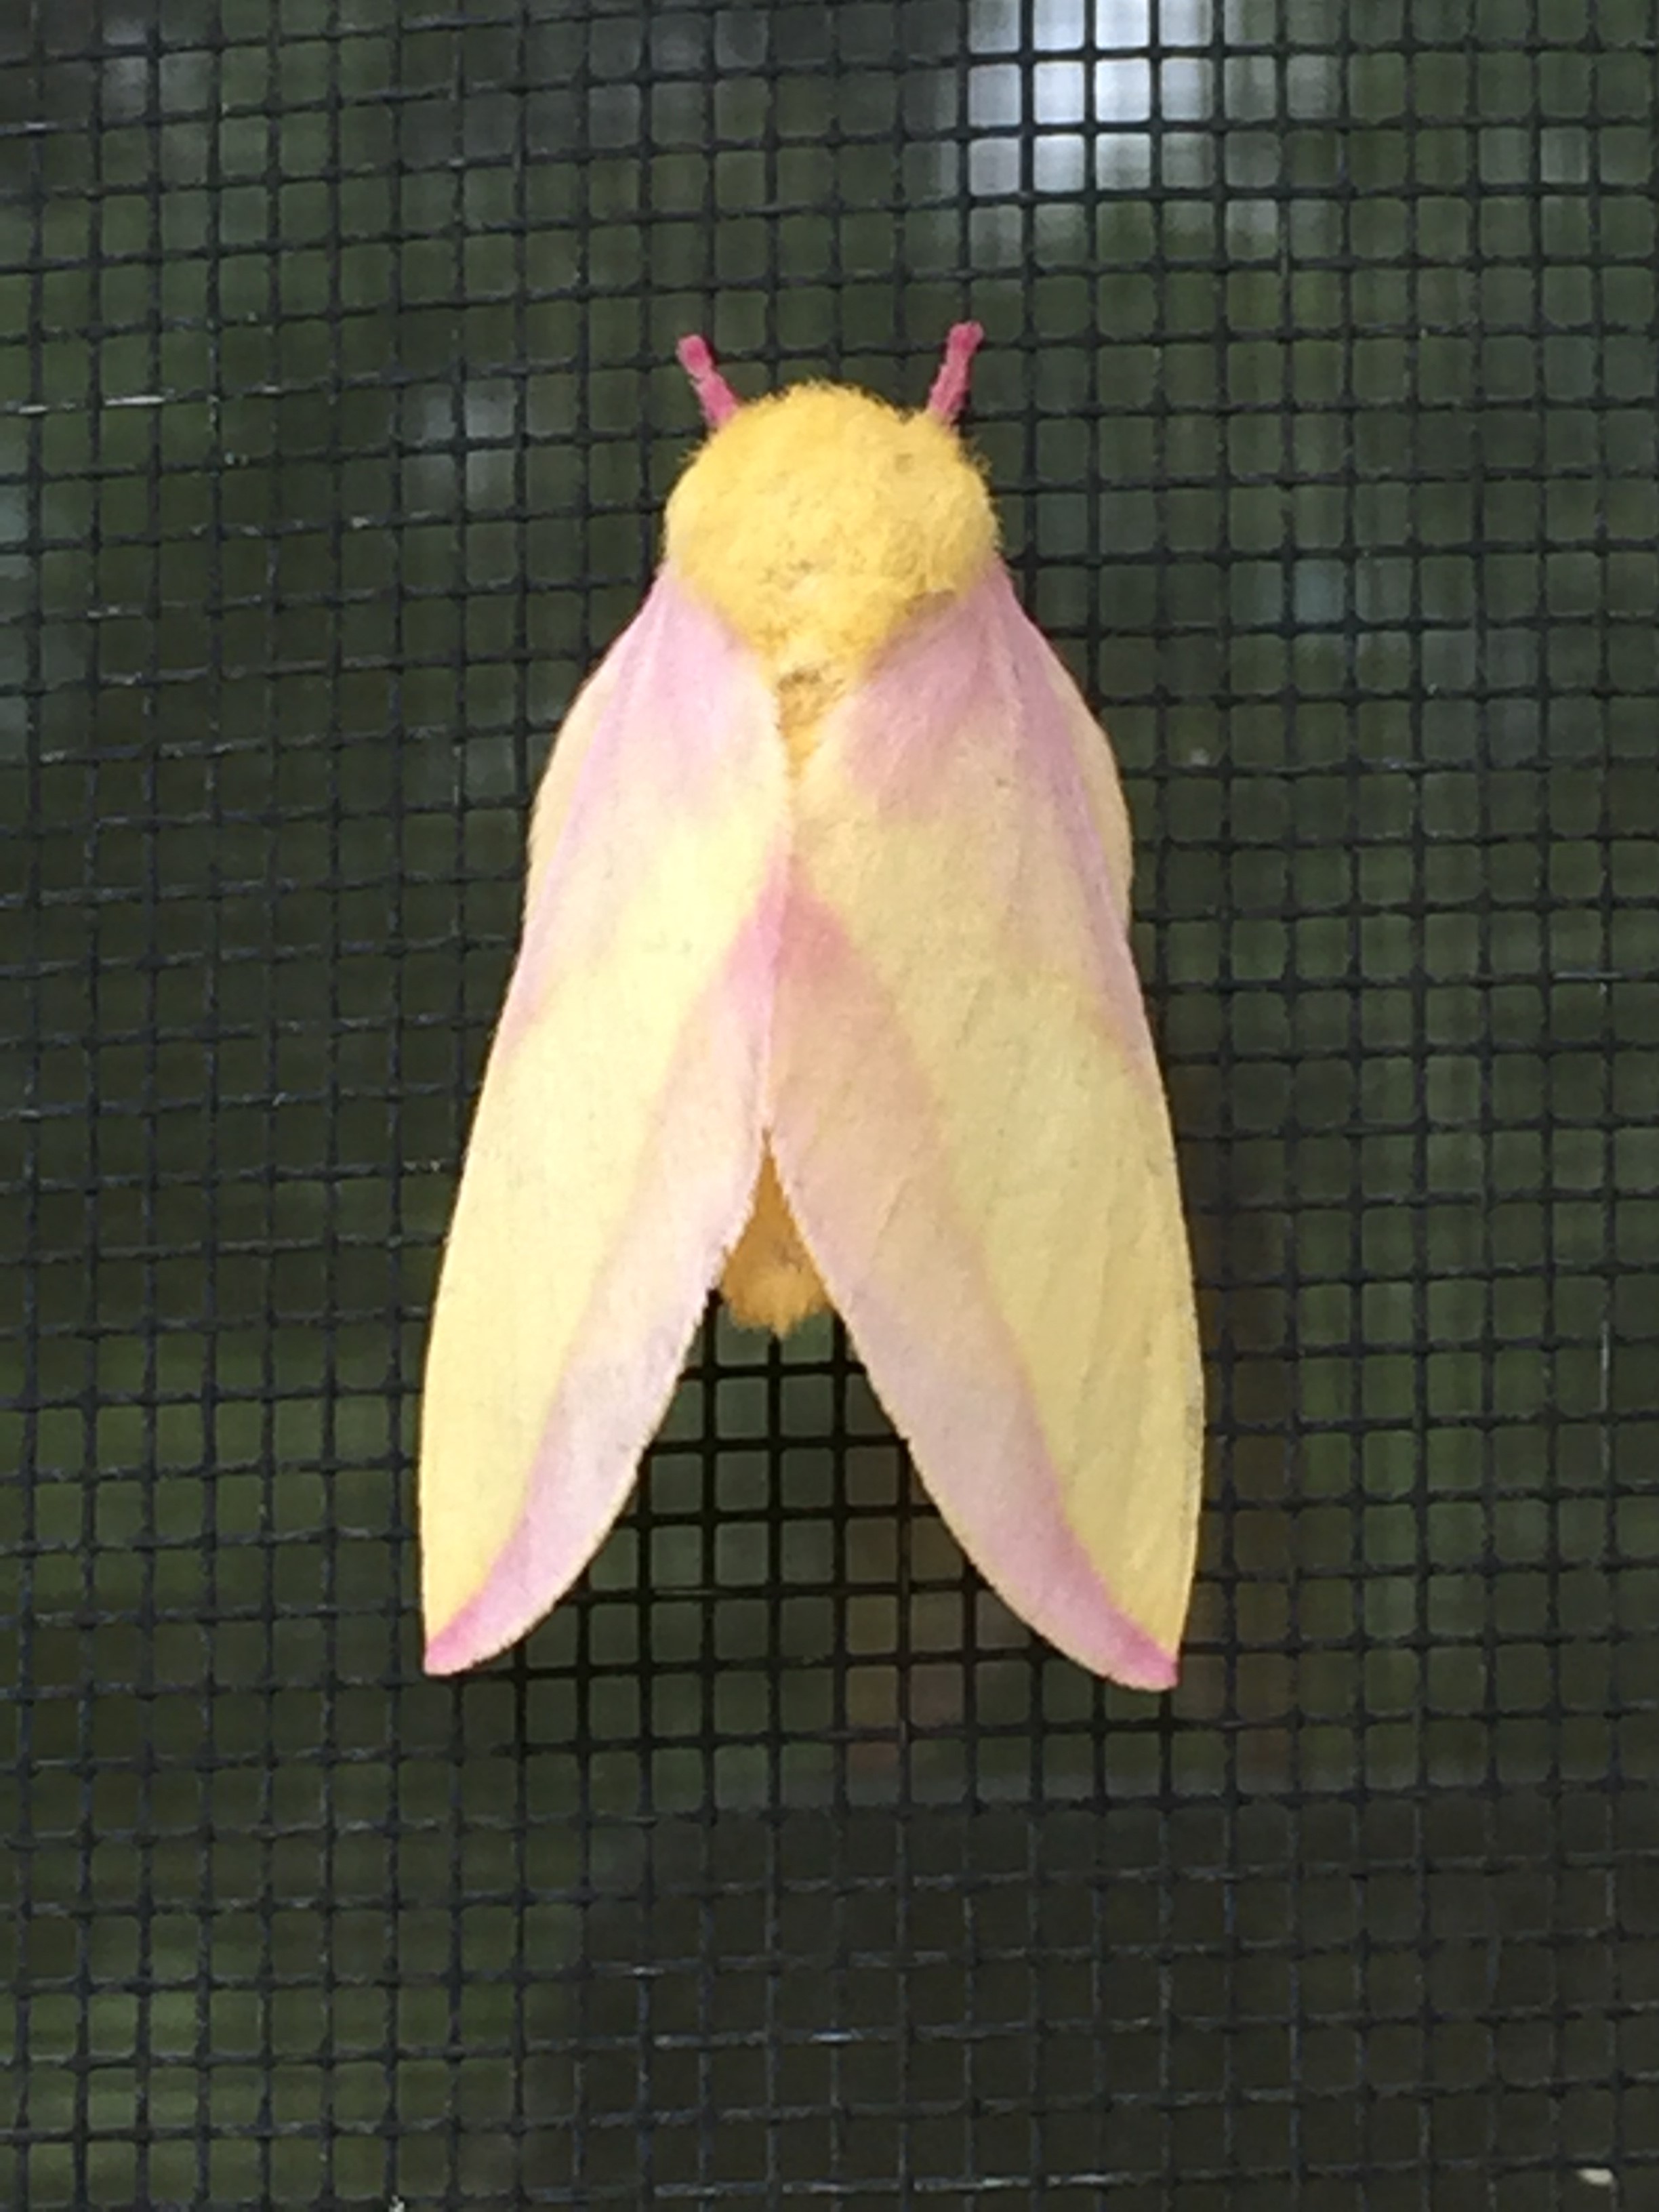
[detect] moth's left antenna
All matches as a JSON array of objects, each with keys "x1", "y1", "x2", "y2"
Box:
[{"x1": 677, "y1": 335, "x2": 740, "y2": 428}]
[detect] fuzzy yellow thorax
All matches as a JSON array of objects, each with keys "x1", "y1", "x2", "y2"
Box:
[{"x1": 664, "y1": 383, "x2": 998, "y2": 699}]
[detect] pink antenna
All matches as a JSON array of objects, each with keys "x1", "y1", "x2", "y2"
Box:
[
  {"x1": 676, "y1": 334, "x2": 740, "y2": 428},
  {"x1": 926, "y1": 321, "x2": 984, "y2": 423}
]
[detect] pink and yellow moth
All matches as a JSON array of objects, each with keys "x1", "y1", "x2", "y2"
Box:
[{"x1": 418, "y1": 325, "x2": 1204, "y2": 1690}]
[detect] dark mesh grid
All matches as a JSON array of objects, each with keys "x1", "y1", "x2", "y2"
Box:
[{"x1": 4, "y1": 1, "x2": 1657, "y2": 2205}]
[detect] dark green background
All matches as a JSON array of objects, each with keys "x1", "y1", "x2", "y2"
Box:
[{"x1": 3, "y1": 0, "x2": 1656, "y2": 2205}]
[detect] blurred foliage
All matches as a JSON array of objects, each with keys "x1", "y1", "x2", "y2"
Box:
[{"x1": 3, "y1": 0, "x2": 1657, "y2": 2203}]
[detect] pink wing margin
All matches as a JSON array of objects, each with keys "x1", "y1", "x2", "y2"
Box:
[
  {"x1": 768, "y1": 565, "x2": 1204, "y2": 1689},
  {"x1": 419, "y1": 572, "x2": 786, "y2": 1674}
]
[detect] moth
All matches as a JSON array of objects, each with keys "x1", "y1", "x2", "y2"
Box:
[{"x1": 419, "y1": 326, "x2": 1204, "y2": 1689}]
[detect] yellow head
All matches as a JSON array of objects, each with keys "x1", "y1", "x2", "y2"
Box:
[{"x1": 663, "y1": 333, "x2": 998, "y2": 683}]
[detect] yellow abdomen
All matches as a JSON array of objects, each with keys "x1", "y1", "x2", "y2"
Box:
[{"x1": 664, "y1": 381, "x2": 1000, "y2": 1329}]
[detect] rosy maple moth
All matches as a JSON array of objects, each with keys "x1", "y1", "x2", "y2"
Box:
[{"x1": 419, "y1": 325, "x2": 1204, "y2": 1690}]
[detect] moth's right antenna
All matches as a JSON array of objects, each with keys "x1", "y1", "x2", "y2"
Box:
[{"x1": 926, "y1": 322, "x2": 984, "y2": 424}]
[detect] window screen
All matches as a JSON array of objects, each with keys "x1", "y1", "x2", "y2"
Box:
[{"x1": 4, "y1": 2, "x2": 1656, "y2": 2205}]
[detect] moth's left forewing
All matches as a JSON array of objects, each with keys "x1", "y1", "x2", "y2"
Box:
[
  {"x1": 419, "y1": 575, "x2": 787, "y2": 1673},
  {"x1": 766, "y1": 565, "x2": 1204, "y2": 1688}
]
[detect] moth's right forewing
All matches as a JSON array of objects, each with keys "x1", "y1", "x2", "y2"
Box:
[{"x1": 768, "y1": 567, "x2": 1204, "y2": 1689}]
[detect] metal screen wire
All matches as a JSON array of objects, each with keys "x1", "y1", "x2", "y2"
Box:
[{"x1": 4, "y1": 1, "x2": 1656, "y2": 2205}]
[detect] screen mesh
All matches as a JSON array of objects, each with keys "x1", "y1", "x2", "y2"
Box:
[{"x1": 5, "y1": 2, "x2": 1656, "y2": 2205}]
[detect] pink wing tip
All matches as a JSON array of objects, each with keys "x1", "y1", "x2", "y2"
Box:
[
  {"x1": 424, "y1": 1574, "x2": 550, "y2": 1677},
  {"x1": 677, "y1": 333, "x2": 741, "y2": 428},
  {"x1": 926, "y1": 321, "x2": 985, "y2": 423},
  {"x1": 1110, "y1": 1637, "x2": 1181, "y2": 1695},
  {"x1": 424, "y1": 1609, "x2": 505, "y2": 1677},
  {"x1": 423, "y1": 1626, "x2": 472, "y2": 1677}
]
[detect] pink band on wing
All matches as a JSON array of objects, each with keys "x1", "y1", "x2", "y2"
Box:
[
  {"x1": 677, "y1": 334, "x2": 741, "y2": 427},
  {"x1": 926, "y1": 321, "x2": 984, "y2": 424}
]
